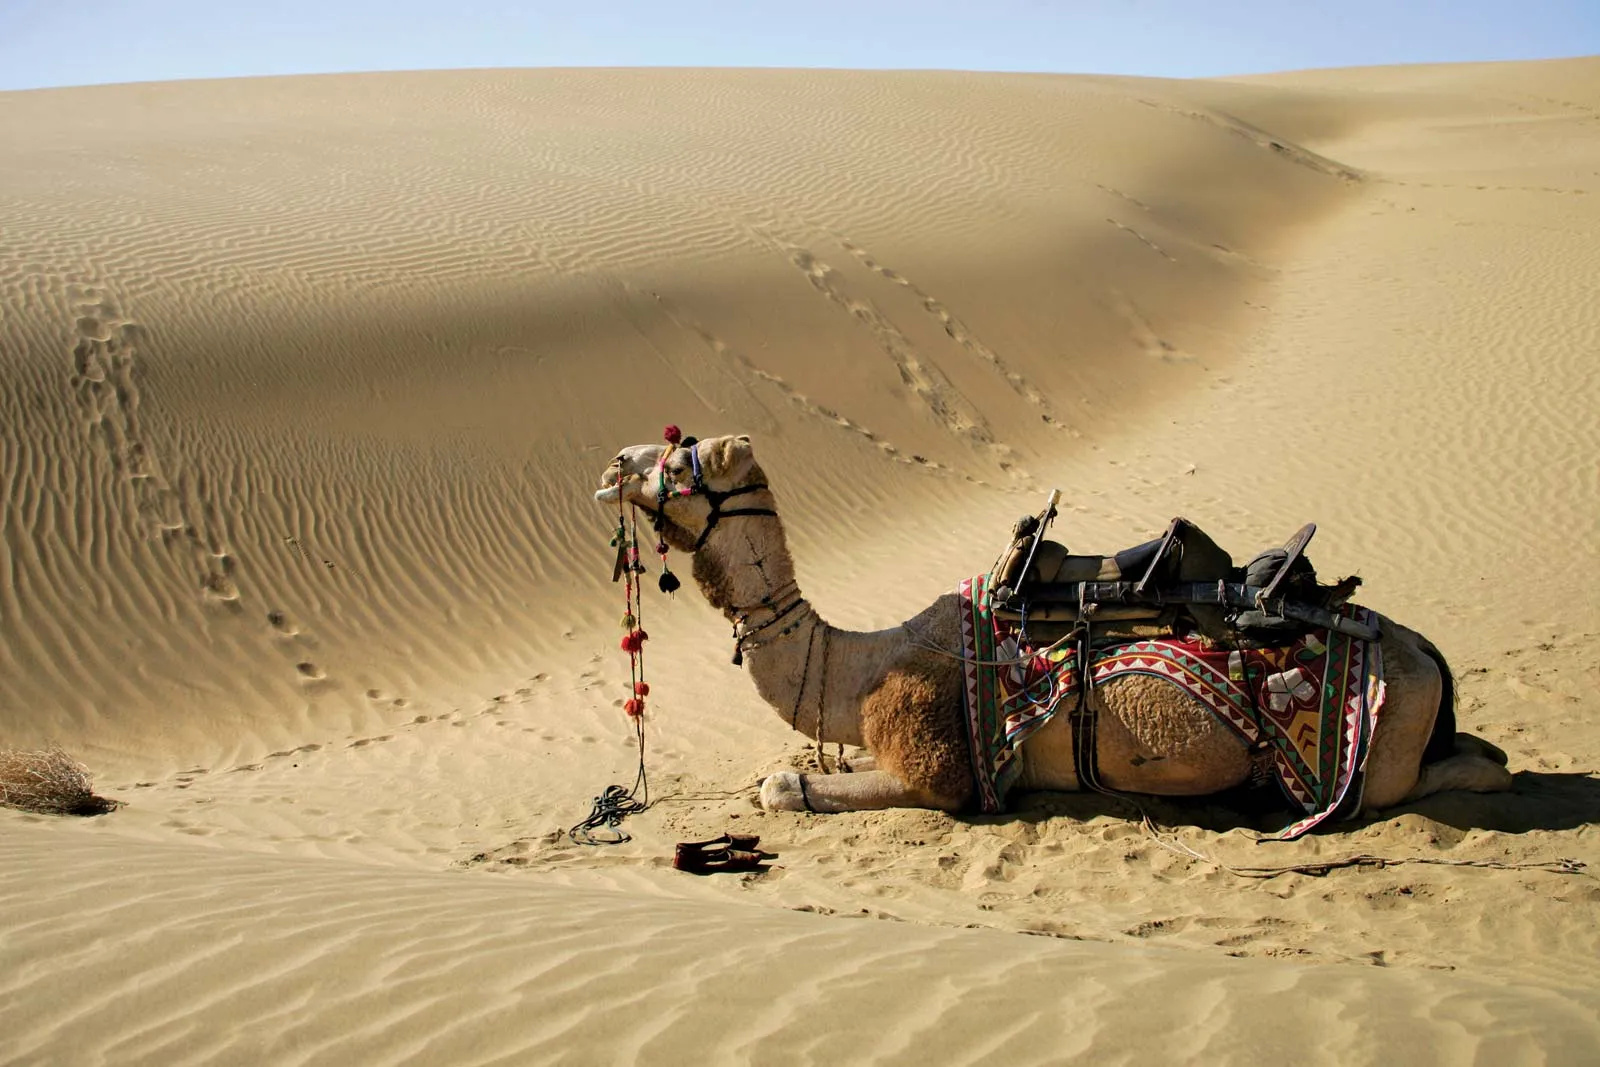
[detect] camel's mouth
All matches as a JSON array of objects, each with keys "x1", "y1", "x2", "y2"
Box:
[{"x1": 595, "y1": 463, "x2": 624, "y2": 503}]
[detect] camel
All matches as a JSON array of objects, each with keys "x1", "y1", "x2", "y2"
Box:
[{"x1": 596, "y1": 434, "x2": 1514, "y2": 819}]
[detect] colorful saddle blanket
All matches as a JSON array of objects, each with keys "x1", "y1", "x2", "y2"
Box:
[{"x1": 956, "y1": 573, "x2": 1386, "y2": 840}]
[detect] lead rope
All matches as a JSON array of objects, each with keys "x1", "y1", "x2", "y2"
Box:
[{"x1": 569, "y1": 496, "x2": 654, "y2": 845}]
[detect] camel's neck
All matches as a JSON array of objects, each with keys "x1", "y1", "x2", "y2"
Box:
[{"x1": 688, "y1": 508, "x2": 865, "y2": 749}]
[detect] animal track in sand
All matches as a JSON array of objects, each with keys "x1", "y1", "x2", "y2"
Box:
[
  {"x1": 640, "y1": 286, "x2": 993, "y2": 485},
  {"x1": 281, "y1": 534, "x2": 363, "y2": 581},
  {"x1": 1105, "y1": 218, "x2": 1177, "y2": 263},
  {"x1": 264, "y1": 605, "x2": 350, "y2": 689},
  {"x1": 66, "y1": 287, "x2": 243, "y2": 607},
  {"x1": 1095, "y1": 183, "x2": 1155, "y2": 215},
  {"x1": 268, "y1": 609, "x2": 300, "y2": 636},
  {"x1": 1376, "y1": 178, "x2": 1592, "y2": 196},
  {"x1": 780, "y1": 241, "x2": 1033, "y2": 482},
  {"x1": 833, "y1": 236, "x2": 1072, "y2": 434},
  {"x1": 784, "y1": 246, "x2": 982, "y2": 435},
  {"x1": 264, "y1": 743, "x2": 323, "y2": 761},
  {"x1": 1111, "y1": 290, "x2": 1196, "y2": 364},
  {"x1": 1133, "y1": 97, "x2": 1362, "y2": 183},
  {"x1": 1125, "y1": 916, "x2": 1194, "y2": 938}
]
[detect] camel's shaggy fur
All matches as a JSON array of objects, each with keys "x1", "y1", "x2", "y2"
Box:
[
  {"x1": 598, "y1": 435, "x2": 1515, "y2": 818},
  {"x1": 860, "y1": 659, "x2": 974, "y2": 809}
]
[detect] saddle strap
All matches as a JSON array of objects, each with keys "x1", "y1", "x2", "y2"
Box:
[
  {"x1": 1071, "y1": 629, "x2": 1108, "y2": 795},
  {"x1": 1070, "y1": 625, "x2": 1138, "y2": 803}
]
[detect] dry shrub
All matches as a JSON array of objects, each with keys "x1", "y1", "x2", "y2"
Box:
[{"x1": 0, "y1": 747, "x2": 120, "y2": 816}]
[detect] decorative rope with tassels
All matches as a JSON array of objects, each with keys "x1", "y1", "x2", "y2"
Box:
[{"x1": 569, "y1": 429, "x2": 685, "y2": 844}]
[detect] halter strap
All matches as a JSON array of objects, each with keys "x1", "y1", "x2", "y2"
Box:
[
  {"x1": 651, "y1": 443, "x2": 777, "y2": 549},
  {"x1": 692, "y1": 483, "x2": 777, "y2": 549}
]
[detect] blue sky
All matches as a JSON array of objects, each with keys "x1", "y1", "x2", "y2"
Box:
[{"x1": 2, "y1": 0, "x2": 1595, "y2": 92}]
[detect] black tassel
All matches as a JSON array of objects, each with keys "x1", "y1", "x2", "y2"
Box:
[
  {"x1": 658, "y1": 570, "x2": 681, "y2": 595},
  {"x1": 732, "y1": 645, "x2": 744, "y2": 666}
]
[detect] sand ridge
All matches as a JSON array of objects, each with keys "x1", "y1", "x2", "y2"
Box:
[{"x1": 3, "y1": 58, "x2": 1599, "y2": 1062}]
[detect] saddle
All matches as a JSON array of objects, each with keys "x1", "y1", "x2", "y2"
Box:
[{"x1": 989, "y1": 493, "x2": 1372, "y2": 646}]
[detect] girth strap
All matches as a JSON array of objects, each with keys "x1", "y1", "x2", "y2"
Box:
[
  {"x1": 1069, "y1": 623, "x2": 1135, "y2": 803},
  {"x1": 1071, "y1": 627, "x2": 1103, "y2": 793}
]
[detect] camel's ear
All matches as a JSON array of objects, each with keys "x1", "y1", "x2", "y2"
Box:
[{"x1": 704, "y1": 434, "x2": 756, "y2": 484}]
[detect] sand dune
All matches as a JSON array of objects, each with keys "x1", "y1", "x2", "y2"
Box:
[
  {"x1": 2, "y1": 59, "x2": 1598, "y2": 1063},
  {"x1": 5, "y1": 827, "x2": 1597, "y2": 1066},
  {"x1": 0, "y1": 68, "x2": 1368, "y2": 760}
]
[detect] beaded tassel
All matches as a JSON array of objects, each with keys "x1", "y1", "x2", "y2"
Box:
[{"x1": 615, "y1": 500, "x2": 649, "y2": 721}]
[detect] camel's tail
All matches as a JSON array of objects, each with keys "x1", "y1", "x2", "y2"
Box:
[{"x1": 1416, "y1": 636, "x2": 1460, "y2": 765}]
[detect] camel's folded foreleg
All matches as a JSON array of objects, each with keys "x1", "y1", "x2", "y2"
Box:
[
  {"x1": 1398, "y1": 753, "x2": 1513, "y2": 804},
  {"x1": 759, "y1": 769, "x2": 949, "y2": 813}
]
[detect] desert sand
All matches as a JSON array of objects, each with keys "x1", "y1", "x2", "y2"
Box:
[{"x1": 2, "y1": 58, "x2": 1598, "y2": 1064}]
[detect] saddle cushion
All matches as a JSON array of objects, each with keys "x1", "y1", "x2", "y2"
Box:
[{"x1": 956, "y1": 572, "x2": 1386, "y2": 840}]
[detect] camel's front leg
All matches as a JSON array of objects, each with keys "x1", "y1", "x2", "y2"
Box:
[{"x1": 760, "y1": 770, "x2": 947, "y2": 813}]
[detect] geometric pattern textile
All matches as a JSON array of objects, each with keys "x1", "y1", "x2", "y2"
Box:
[{"x1": 957, "y1": 574, "x2": 1385, "y2": 840}]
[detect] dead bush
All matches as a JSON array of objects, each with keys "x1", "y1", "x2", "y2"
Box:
[{"x1": 0, "y1": 747, "x2": 120, "y2": 816}]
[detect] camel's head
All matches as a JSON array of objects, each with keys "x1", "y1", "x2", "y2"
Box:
[{"x1": 595, "y1": 433, "x2": 765, "y2": 552}]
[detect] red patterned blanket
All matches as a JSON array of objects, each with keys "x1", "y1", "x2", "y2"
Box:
[{"x1": 957, "y1": 573, "x2": 1385, "y2": 840}]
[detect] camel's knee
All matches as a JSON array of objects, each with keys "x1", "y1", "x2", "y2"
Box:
[
  {"x1": 760, "y1": 772, "x2": 810, "y2": 812},
  {"x1": 1403, "y1": 754, "x2": 1514, "y2": 802},
  {"x1": 1452, "y1": 732, "x2": 1509, "y2": 766}
]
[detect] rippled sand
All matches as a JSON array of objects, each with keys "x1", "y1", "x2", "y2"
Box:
[{"x1": 3, "y1": 59, "x2": 1597, "y2": 1064}]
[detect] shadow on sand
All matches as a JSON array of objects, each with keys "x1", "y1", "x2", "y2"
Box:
[{"x1": 998, "y1": 769, "x2": 1600, "y2": 837}]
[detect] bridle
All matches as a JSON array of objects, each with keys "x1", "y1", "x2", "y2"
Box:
[
  {"x1": 645, "y1": 439, "x2": 778, "y2": 551},
  {"x1": 624, "y1": 430, "x2": 843, "y2": 781},
  {"x1": 623, "y1": 436, "x2": 797, "y2": 658}
]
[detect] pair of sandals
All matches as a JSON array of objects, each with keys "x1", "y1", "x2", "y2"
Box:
[{"x1": 673, "y1": 833, "x2": 768, "y2": 874}]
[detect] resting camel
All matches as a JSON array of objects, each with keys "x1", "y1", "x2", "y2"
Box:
[{"x1": 596, "y1": 434, "x2": 1514, "y2": 819}]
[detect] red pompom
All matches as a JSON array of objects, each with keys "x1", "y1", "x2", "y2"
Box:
[
  {"x1": 619, "y1": 629, "x2": 649, "y2": 653},
  {"x1": 633, "y1": 682, "x2": 650, "y2": 696},
  {"x1": 624, "y1": 698, "x2": 645, "y2": 718},
  {"x1": 663, "y1": 424, "x2": 683, "y2": 445}
]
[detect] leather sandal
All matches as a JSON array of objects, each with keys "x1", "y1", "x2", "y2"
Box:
[
  {"x1": 673, "y1": 835, "x2": 768, "y2": 874},
  {"x1": 673, "y1": 832, "x2": 759, "y2": 861}
]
